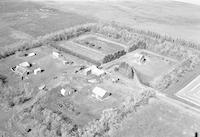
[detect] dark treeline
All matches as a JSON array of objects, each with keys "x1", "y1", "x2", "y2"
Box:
[{"x1": 0, "y1": 23, "x2": 96, "y2": 59}]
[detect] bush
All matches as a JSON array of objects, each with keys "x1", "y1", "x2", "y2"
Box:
[{"x1": 80, "y1": 89, "x2": 155, "y2": 137}]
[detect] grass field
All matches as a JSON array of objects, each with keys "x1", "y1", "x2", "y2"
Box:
[
  {"x1": 47, "y1": 0, "x2": 200, "y2": 43},
  {"x1": 0, "y1": 0, "x2": 95, "y2": 47},
  {"x1": 113, "y1": 99, "x2": 200, "y2": 137}
]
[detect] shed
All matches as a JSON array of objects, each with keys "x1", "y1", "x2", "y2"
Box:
[
  {"x1": 34, "y1": 68, "x2": 43, "y2": 75},
  {"x1": 60, "y1": 88, "x2": 66, "y2": 96},
  {"x1": 84, "y1": 65, "x2": 105, "y2": 76},
  {"x1": 27, "y1": 53, "x2": 36, "y2": 57},
  {"x1": 52, "y1": 52, "x2": 60, "y2": 58},
  {"x1": 39, "y1": 84, "x2": 46, "y2": 90},
  {"x1": 19, "y1": 62, "x2": 31, "y2": 68},
  {"x1": 133, "y1": 53, "x2": 146, "y2": 64},
  {"x1": 92, "y1": 87, "x2": 108, "y2": 100},
  {"x1": 60, "y1": 86, "x2": 77, "y2": 96}
]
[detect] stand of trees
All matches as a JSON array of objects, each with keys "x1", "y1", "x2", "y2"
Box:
[
  {"x1": 0, "y1": 23, "x2": 96, "y2": 59},
  {"x1": 79, "y1": 89, "x2": 155, "y2": 137},
  {"x1": 12, "y1": 89, "x2": 155, "y2": 137},
  {"x1": 0, "y1": 83, "x2": 33, "y2": 109},
  {"x1": 102, "y1": 50, "x2": 126, "y2": 64},
  {"x1": 90, "y1": 22, "x2": 200, "y2": 90}
]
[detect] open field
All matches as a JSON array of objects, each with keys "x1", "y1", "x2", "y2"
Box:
[
  {"x1": 0, "y1": 0, "x2": 95, "y2": 47},
  {"x1": 114, "y1": 99, "x2": 200, "y2": 137},
  {"x1": 46, "y1": 0, "x2": 200, "y2": 43}
]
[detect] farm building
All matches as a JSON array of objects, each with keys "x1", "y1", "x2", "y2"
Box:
[
  {"x1": 133, "y1": 53, "x2": 146, "y2": 64},
  {"x1": 52, "y1": 51, "x2": 61, "y2": 58},
  {"x1": 27, "y1": 52, "x2": 36, "y2": 57},
  {"x1": 60, "y1": 86, "x2": 77, "y2": 96},
  {"x1": 12, "y1": 65, "x2": 29, "y2": 76},
  {"x1": 39, "y1": 84, "x2": 46, "y2": 90},
  {"x1": 84, "y1": 65, "x2": 105, "y2": 76},
  {"x1": 92, "y1": 87, "x2": 109, "y2": 100},
  {"x1": 19, "y1": 62, "x2": 31, "y2": 68},
  {"x1": 34, "y1": 68, "x2": 43, "y2": 75}
]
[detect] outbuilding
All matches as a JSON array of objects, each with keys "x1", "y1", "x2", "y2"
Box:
[
  {"x1": 92, "y1": 87, "x2": 109, "y2": 100},
  {"x1": 60, "y1": 88, "x2": 66, "y2": 96},
  {"x1": 13, "y1": 65, "x2": 28, "y2": 76},
  {"x1": 39, "y1": 84, "x2": 46, "y2": 90},
  {"x1": 133, "y1": 53, "x2": 146, "y2": 64},
  {"x1": 60, "y1": 86, "x2": 77, "y2": 96},
  {"x1": 34, "y1": 68, "x2": 43, "y2": 75},
  {"x1": 27, "y1": 52, "x2": 36, "y2": 57},
  {"x1": 84, "y1": 65, "x2": 105, "y2": 76},
  {"x1": 19, "y1": 62, "x2": 31, "y2": 68},
  {"x1": 52, "y1": 51, "x2": 60, "y2": 58}
]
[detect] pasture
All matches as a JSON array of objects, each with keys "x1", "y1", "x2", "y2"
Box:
[
  {"x1": 0, "y1": 0, "x2": 95, "y2": 47},
  {"x1": 114, "y1": 99, "x2": 200, "y2": 137}
]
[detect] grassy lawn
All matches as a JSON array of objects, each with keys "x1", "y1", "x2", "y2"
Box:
[{"x1": 114, "y1": 98, "x2": 200, "y2": 137}]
